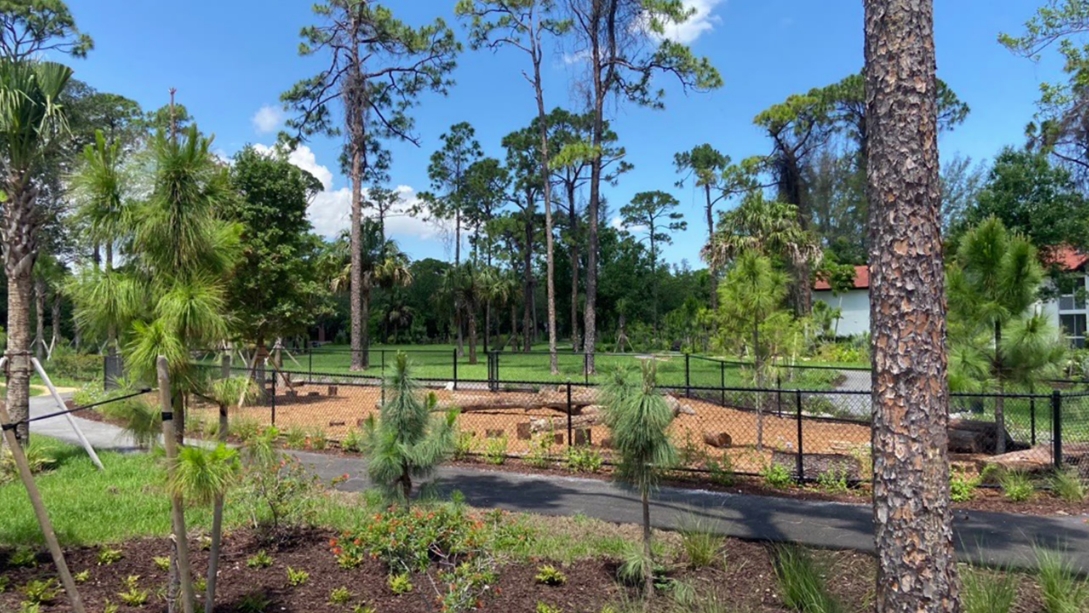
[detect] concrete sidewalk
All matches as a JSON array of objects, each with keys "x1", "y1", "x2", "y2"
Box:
[{"x1": 33, "y1": 407, "x2": 1089, "y2": 571}]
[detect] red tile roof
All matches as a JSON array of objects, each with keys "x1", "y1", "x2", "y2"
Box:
[
  {"x1": 814, "y1": 265, "x2": 870, "y2": 291},
  {"x1": 814, "y1": 247, "x2": 1089, "y2": 292}
]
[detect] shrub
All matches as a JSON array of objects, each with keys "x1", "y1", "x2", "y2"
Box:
[
  {"x1": 773, "y1": 546, "x2": 843, "y2": 613},
  {"x1": 50, "y1": 346, "x2": 101, "y2": 381},
  {"x1": 564, "y1": 446, "x2": 603, "y2": 473},
  {"x1": 483, "y1": 435, "x2": 508, "y2": 465},
  {"x1": 9, "y1": 546, "x2": 38, "y2": 568},
  {"x1": 20, "y1": 579, "x2": 59, "y2": 605},
  {"x1": 238, "y1": 431, "x2": 323, "y2": 541},
  {"x1": 950, "y1": 471, "x2": 978, "y2": 502},
  {"x1": 72, "y1": 571, "x2": 89, "y2": 584},
  {"x1": 535, "y1": 564, "x2": 568, "y2": 586},
  {"x1": 286, "y1": 566, "x2": 310, "y2": 587},
  {"x1": 999, "y1": 470, "x2": 1035, "y2": 502},
  {"x1": 537, "y1": 603, "x2": 563, "y2": 613},
  {"x1": 247, "y1": 550, "x2": 273, "y2": 569},
  {"x1": 453, "y1": 430, "x2": 476, "y2": 461},
  {"x1": 306, "y1": 425, "x2": 327, "y2": 450},
  {"x1": 1037, "y1": 548, "x2": 1089, "y2": 613},
  {"x1": 334, "y1": 504, "x2": 485, "y2": 573},
  {"x1": 342, "y1": 428, "x2": 363, "y2": 453},
  {"x1": 438, "y1": 558, "x2": 498, "y2": 612},
  {"x1": 705, "y1": 452, "x2": 735, "y2": 486},
  {"x1": 117, "y1": 575, "x2": 149, "y2": 607},
  {"x1": 388, "y1": 573, "x2": 413, "y2": 595},
  {"x1": 237, "y1": 591, "x2": 271, "y2": 613},
  {"x1": 815, "y1": 467, "x2": 849, "y2": 494},
  {"x1": 329, "y1": 586, "x2": 352, "y2": 605},
  {"x1": 762, "y1": 462, "x2": 793, "y2": 489},
  {"x1": 1, "y1": 444, "x2": 57, "y2": 485},
  {"x1": 526, "y1": 430, "x2": 556, "y2": 468},
  {"x1": 153, "y1": 556, "x2": 171, "y2": 571},
  {"x1": 1050, "y1": 469, "x2": 1086, "y2": 502},
  {"x1": 229, "y1": 416, "x2": 263, "y2": 442},
  {"x1": 284, "y1": 425, "x2": 308, "y2": 449}
]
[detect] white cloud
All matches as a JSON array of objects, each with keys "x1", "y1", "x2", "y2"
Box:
[
  {"x1": 645, "y1": 0, "x2": 724, "y2": 45},
  {"x1": 251, "y1": 104, "x2": 285, "y2": 134},
  {"x1": 611, "y1": 216, "x2": 648, "y2": 236},
  {"x1": 252, "y1": 144, "x2": 447, "y2": 243}
]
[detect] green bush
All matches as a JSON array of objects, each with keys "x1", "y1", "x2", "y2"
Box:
[
  {"x1": 534, "y1": 564, "x2": 568, "y2": 586},
  {"x1": 334, "y1": 504, "x2": 486, "y2": 573},
  {"x1": 999, "y1": 470, "x2": 1035, "y2": 502},
  {"x1": 387, "y1": 574, "x2": 413, "y2": 595},
  {"x1": 962, "y1": 567, "x2": 1017, "y2": 613},
  {"x1": 762, "y1": 462, "x2": 793, "y2": 489},
  {"x1": 774, "y1": 546, "x2": 843, "y2": 613},
  {"x1": 49, "y1": 347, "x2": 101, "y2": 382},
  {"x1": 950, "y1": 471, "x2": 978, "y2": 502},
  {"x1": 1050, "y1": 469, "x2": 1086, "y2": 502},
  {"x1": 483, "y1": 435, "x2": 508, "y2": 465},
  {"x1": 564, "y1": 446, "x2": 604, "y2": 473}
]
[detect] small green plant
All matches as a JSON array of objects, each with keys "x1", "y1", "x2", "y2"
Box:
[
  {"x1": 18, "y1": 602, "x2": 40, "y2": 613},
  {"x1": 1051, "y1": 468, "x2": 1086, "y2": 502},
  {"x1": 342, "y1": 428, "x2": 364, "y2": 453},
  {"x1": 71, "y1": 570, "x2": 90, "y2": 584},
  {"x1": 774, "y1": 545, "x2": 843, "y2": 613},
  {"x1": 9, "y1": 546, "x2": 38, "y2": 568},
  {"x1": 815, "y1": 466, "x2": 850, "y2": 494},
  {"x1": 287, "y1": 566, "x2": 310, "y2": 587},
  {"x1": 564, "y1": 446, "x2": 604, "y2": 473},
  {"x1": 616, "y1": 543, "x2": 666, "y2": 587},
  {"x1": 0, "y1": 576, "x2": 10, "y2": 592},
  {"x1": 388, "y1": 573, "x2": 413, "y2": 595},
  {"x1": 97, "y1": 547, "x2": 123, "y2": 566},
  {"x1": 117, "y1": 575, "x2": 149, "y2": 607},
  {"x1": 536, "y1": 603, "x2": 563, "y2": 613},
  {"x1": 526, "y1": 429, "x2": 555, "y2": 468},
  {"x1": 229, "y1": 416, "x2": 262, "y2": 442},
  {"x1": 680, "y1": 520, "x2": 723, "y2": 569},
  {"x1": 193, "y1": 576, "x2": 207, "y2": 593},
  {"x1": 962, "y1": 566, "x2": 1017, "y2": 613},
  {"x1": 352, "y1": 606, "x2": 376, "y2": 613},
  {"x1": 1037, "y1": 548, "x2": 1089, "y2": 613},
  {"x1": 20, "y1": 578, "x2": 59, "y2": 605},
  {"x1": 284, "y1": 425, "x2": 308, "y2": 449},
  {"x1": 306, "y1": 425, "x2": 328, "y2": 450},
  {"x1": 237, "y1": 591, "x2": 271, "y2": 613},
  {"x1": 103, "y1": 601, "x2": 120, "y2": 613},
  {"x1": 535, "y1": 564, "x2": 568, "y2": 586},
  {"x1": 153, "y1": 556, "x2": 171, "y2": 571},
  {"x1": 247, "y1": 549, "x2": 274, "y2": 569},
  {"x1": 453, "y1": 430, "x2": 475, "y2": 461},
  {"x1": 762, "y1": 462, "x2": 793, "y2": 489},
  {"x1": 483, "y1": 434, "x2": 508, "y2": 465},
  {"x1": 667, "y1": 579, "x2": 697, "y2": 606},
  {"x1": 705, "y1": 452, "x2": 735, "y2": 486},
  {"x1": 950, "y1": 471, "x2": 978, "y2": 502},
  {"x1": 329, "y1": 586, "x2": 352, "y2": 605},
  {"x1": 999, "y1": 470, "x2": 1035, "y2": 502}
]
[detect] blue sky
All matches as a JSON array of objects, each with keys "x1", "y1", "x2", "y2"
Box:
[{"x1": 63, "y1": 0, "x2": 1063, "y2": 266}]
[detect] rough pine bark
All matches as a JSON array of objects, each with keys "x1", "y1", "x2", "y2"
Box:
[
  {"x1": 345, "y1": 33, "x2": 366, "y2": 372},
  {"x1": 864, "y1": 0, "x2": 960, "y2": 611}
]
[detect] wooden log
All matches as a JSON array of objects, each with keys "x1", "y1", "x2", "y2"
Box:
[
  {"x1": 516, "y1": 422, "x2": 533, "y2": 440},
  {"x1": 703, "y1": 432, "x2": 733, "y2": 449},
  {"x1": 485, "y1": 429, "x2": 505, "y2": 439},
  {"x1": 947, "y1": 419, "x2": 1017, "y2": 454},
  {"x1": 328, "y1": 385, "x2": 338, "y2": 396}
]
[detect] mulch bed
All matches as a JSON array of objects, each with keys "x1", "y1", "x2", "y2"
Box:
[{"x1": 0, "y1": 526, "x2": 1048, "y2": 613}]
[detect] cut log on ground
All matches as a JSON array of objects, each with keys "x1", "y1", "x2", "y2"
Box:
[
  {"x1": 987, "y1": 443, "x2": 1089, "y2": 476},
  {"x1": 947, "y1": 419, "x2": 1021, "y2": 455}
]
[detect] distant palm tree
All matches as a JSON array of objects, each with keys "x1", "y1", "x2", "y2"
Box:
[
  {"x1": 327, "y1": 220, "x2": 412, "y2": 368},
  {"x1": 703, "y1": 192, "x2": 821, "y2": 314},
  {"x1": 0, "y1": 58, "x2": 73, "y2": 445}
]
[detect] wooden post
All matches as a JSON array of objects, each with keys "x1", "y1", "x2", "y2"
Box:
[
  {"x1": 159, "y1": 357, "x2": 195, "y2": 613},
  {"x1": 0, "y1": 403, "x2": 86, "y2": 613}
]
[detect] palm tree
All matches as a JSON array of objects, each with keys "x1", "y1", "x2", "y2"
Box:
[
  {"x1": 327, "y1": 220, "x2": 413, "y2": 368},
  {"x1": 717, "y1": 251, "x2": 790, "y2": 450},
  {"x1": 947, "y1": 217, "x2": 1065, "y2": 453},
  {"x1": 674, "y1": 144, "x2": 729, "y2": 309},
  {"x1": 703, "y1": 192, "x2": 821, "y2": 314},
  {"x1": 0, "y1": 58, "x2": 73, "y2": 445},
  {"x1": 601, "y1": 363, "x2": 677, "y2": 599},
  {"x1": 361, "y1": 352, "x2": 456, "y2": 505}
]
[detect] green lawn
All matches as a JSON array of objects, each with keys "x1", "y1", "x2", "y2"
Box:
[{"x1": 244, "y1": 343, "x2": 844, "y2": 390}]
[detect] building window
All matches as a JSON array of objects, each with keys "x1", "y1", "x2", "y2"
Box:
[
  {"x1": 1060, "y1": 294, "x2": 1087, "y2": 311},
  {"x1": 1061, "y1": 313, "x2": 1087, "y2": 348}
]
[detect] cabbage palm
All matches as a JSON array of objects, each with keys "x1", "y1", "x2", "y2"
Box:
[
  {"x1": 948, "y1": 217, "x2": 1064, "y2": 453},
  {"x1": 600, "y1": 362, "x2": 677, "y2": 597},
  {"x1": 0, "y1": 58, "x2": 73, "y2": 445}
]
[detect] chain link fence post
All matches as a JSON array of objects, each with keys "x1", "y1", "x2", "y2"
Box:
[
  {"x1": 795, "y1": 389, "x2": 804, "y2": 484},
  {"x1": 270, "y1": 367, "x2": 277, "y2": 427},
  {"x1": 685, "y1": 353, "x2": 691, "y2": 398},
  {"x1": 1052, "y1": 390, "x2": 1062, "y2": 469},
  {"x1": 1030, "y1": 396, "x2": 1037, "y2": 447},
  {"x1": 453, "y1": 348, "x2": 459, "y2": 391},
  {"x1": 567, "y1": 381, "x2": 573, "y2": 447}
]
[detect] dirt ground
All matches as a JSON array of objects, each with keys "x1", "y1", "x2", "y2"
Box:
[{"x1": 187, "y1": 383, "x2": 873, "y2": 476}]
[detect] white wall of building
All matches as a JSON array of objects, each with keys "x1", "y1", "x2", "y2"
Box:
[{"x1": 814, "y1": 289, "x2": 870, "y2": 338}]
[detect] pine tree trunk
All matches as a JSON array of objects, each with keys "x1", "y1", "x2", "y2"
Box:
[
  {"x1": 346, "y1": 44, "x2": 366, "y2": 373},
  {"x1": 524, "y1": 217, "x2": 535, "y2": 353},
  {"x1": 865, "y1": 1, "x2": 960, "y2": 610},
  {"x1": 467, "y1": 307, "x2": 478, "y2": 365},
  {"x1": 569, "y1": 183, "x2": 581, "y2": 353},
  {"x1": 585, "y1": 52, "x2": 604, "y2": 375},
  {"x1": 642, "y1": 489, "x2": 653, "y2": 599},
  {"x1": 706, "y1": 185, "x2": 718, "y2": 311},
  {"x1": 50, "y1": 292, "x2": 60, "y2": 358},
  {"x1": 510, "y1": 304, "x2": 518, "y2": 351},
  {"x1": 361, "y1": 286, "x2": 371, "y2": 370}
]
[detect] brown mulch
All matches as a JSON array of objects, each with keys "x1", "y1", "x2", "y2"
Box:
[{"x1": 0, "y1": 526, "x2": 1048, "y2": 613}]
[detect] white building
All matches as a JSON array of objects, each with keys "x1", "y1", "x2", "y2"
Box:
[{"x1": 813, "y1": 252, "x2": 1089, "y2": 346}]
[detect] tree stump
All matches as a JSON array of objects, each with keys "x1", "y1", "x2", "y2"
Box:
[
  {"x1": 485, "y1": 429, "x2": 505, "y2": 439},
  {"x1": 328, "y1": 385, "x2": 338, "y2": 396},
  {"x1": 947, "y1": 419, "x2": 1019, "y2": 454},
  {"x1": 516, "y1": 422, "x2": 533, "y2": 440},
  {"x1": 574, "y1": 428, "x2": 592, "y2": 446}
]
